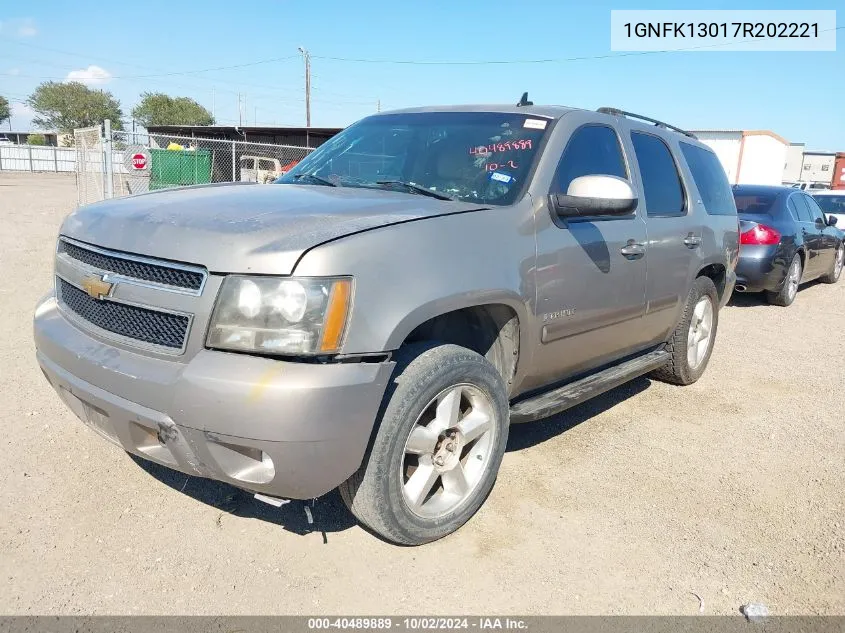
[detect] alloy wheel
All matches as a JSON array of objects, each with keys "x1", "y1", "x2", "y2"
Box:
[
  {"x1": 686, "y1": 296, "x2": 714, "y2": 370},
  {"x1": 400, "y1": 384, "x2": 496, "y2": 519},
  {"x1": 786, "y1": 258, "x2": 801, "y2": 301}
]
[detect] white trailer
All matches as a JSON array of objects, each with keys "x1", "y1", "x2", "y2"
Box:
[{"x1": 690, "y1": 130, "x2": 789, "y2": 186}]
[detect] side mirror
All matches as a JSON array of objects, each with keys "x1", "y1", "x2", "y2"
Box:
[
  {"x1": 826, "y1": 214, "x2": 838, "y2": 227},
  {"x1": 550, "y1": 175, "x2": 638, "y2": 219}
]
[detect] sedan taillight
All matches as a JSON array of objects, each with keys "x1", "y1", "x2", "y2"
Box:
[{"x1": 740, "y1": 223, "x2": 781, "y2": 246}]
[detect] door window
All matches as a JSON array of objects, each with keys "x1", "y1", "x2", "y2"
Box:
[
  {"x1": 631, "y1": 132, "x2": 685, "y2": 217},
  {"x1": 790, "y1": 194, "x2": 813, "y2": 222},
  {"x1": 552, "y1": 125, "x2": 627, "y2": 194}
]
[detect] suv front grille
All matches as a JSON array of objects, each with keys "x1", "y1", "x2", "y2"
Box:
[
  {"x1": 58, "y1": 240, "x2": 204, "y2": 291},
  {"x1": 57, "y1": 278, "x2": 189, "y2": 350}
]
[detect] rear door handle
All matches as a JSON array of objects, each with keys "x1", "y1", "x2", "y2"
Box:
[
  {"x1": 620, "y1": 241, "x2": 645, "y2": 259},
  {"x1": 683, "y1": 233, "x2": 702, "y2": 248}
]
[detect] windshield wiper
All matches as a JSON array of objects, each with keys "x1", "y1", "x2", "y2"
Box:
[
  {"x1": 375, "y1": 180, "x2": 456, "y2": 201},
  {"x1": 292, "y1": 173, "x2": 338, "y2": 187}
]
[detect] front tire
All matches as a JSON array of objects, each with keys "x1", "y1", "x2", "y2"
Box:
[
  {"x1": 650, "y1": 276, "x2": 719, "y2": 386},
  {"x1": 766, "y1": 254, "x2": 801, "y2": 306},
  {"x1": 339, "y1": 343, "x2": 510, "y2": 545}
]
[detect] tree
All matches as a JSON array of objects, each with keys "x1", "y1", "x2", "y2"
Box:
[
  {"x1": 131, "y1": 92, "x2": 215, "y2": 128},
  {"x1": 27, "y1": 81, "x2": 123, "y2": 133},
  {"x1": 0, "y1": 95, "x2": 10, "y2": 128},
  {"x1": 26, "y1": 133, "x2": 47, "y2": 145}
]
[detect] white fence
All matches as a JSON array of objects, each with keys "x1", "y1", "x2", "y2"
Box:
[{"x1": 0, "y1": 144, "x2": 76, "y2": 172}]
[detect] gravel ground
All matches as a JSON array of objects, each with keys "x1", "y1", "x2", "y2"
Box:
[{"x1": 1, "y1": 172, "x2": 843, "y2": 615}]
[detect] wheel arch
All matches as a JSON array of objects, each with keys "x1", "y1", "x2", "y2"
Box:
[
  {"x1": 695, "y1": 262, "x2": 728, "y2": 301},
  {"x1": 390, "y1": 295, "x2": 525, "y2": 392}
]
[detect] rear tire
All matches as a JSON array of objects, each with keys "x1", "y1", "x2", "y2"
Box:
[
  {"x1": 339, "y1": 343, "x2": 509, "y2": 545},
  {"x1": 650, "y1": 276, "x2": 719, "y2": 386},
  {"x1": 820, "y1": 243, "x2": 844, "y2": 284},
  {"x1": 766, "y1": 254, "x2": 801, "y2": 306}
]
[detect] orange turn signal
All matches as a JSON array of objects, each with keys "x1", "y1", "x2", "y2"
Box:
[{"x1": 319, "y1": 279, "x2": 352, "y2": 353}]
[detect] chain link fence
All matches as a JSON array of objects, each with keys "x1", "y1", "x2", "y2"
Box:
[
  {"x1": 74, "y1": 126, "x2": 105, "y2": 206},
  {"x1": 110, "y1": 130, "x2": 313, "y2": 199},
  {"x1": 72, "y1": 122, "x2": 316, "y2": 206}
]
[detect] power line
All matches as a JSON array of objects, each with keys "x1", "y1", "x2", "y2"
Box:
[
  {"x1": 0, "y1": 39, "x2": 304, "y2": 96},
  {"x1": 0, "y1": 61, "x2": 300, "y2": 82},
  {"x1": 311, "y1": 26, "x2": 844, "y2": 65}
]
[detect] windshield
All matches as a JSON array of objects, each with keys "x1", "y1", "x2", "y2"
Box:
[
  {"x1": 276, "y1": 111, "x2": 550, "y2": 205},
  {"x1": 812, "y1": 194, "x2": 845, "y2": 215}
]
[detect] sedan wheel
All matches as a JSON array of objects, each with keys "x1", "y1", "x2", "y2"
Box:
[
  {"x1": 822, "y1": 244, "x2": 844, "y2": 284},
  {"x1": 767, "y1": 254, "x2": 802, "y2": 306},
  {"x1": 785, "y1": 257, "x2": 801, "y2": 301}
]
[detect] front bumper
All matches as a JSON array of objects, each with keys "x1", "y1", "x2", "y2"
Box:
[{"x1": 34, "y1": 295, "x2": 395, "y2": 499}]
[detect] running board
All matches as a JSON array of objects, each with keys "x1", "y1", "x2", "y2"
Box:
[{"x1": 509, "y1": 350, "x2": 670, "y2": 424}]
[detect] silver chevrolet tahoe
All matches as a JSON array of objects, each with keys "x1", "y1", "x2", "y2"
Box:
[{"x1": 34, "y1": 102, "x2": 739, "y2": 545}]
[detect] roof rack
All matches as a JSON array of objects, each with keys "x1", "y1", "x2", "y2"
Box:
[{"x1": 597, "y1": 107, "x2": 697, "y2": 139}]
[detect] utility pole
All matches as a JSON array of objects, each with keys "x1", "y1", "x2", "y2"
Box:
[
  {"x1": 238, "y1": 93, "x2": 243, "y2": 126},
  {"x1": 298, "y1": 47, "x2": 311, "y2": 128},
  {"x1": 377, "y1": 99, "x2": 381, "y2": 113},
  {"x1": 211, "y1": 88, "x2": 216, "y2": 121}
]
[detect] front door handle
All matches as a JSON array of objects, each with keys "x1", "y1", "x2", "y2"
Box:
[
  {"x1": 683, "y1": 233, "x2": 702, "y2": 248},
  {"x1": 620, "y1": 240, "x2": 645, "y2": 259}
]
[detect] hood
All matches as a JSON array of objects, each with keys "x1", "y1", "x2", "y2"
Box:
[{"x1": 61, "y1": 183, "x2": 483, "y2": 274}]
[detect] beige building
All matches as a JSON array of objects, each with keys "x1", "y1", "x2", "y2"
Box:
[
  {"x1": 797, "y1": 151, "x2": 837, "y2": 185},
  {"x1": 691, "y1": 130, "x2": 789, "y2": 185}
]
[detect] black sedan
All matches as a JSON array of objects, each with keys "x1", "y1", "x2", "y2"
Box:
[{"x1": 732, "y1": 185, "x2": 844, "y2": 306}]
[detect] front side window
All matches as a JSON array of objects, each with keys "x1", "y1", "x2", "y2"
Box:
[
  {"x1": 631, "y1": 132, "x2": 685, "y2": 217},
  {"x1": 679, "y1": 142, "x2": 736, "y2": 216},
  {"x1": 276, "y1": 112, "x2": 550, "y2": 206},
  {"x1": 551, "y1": 125, "x2": 627, "y2": 194}
]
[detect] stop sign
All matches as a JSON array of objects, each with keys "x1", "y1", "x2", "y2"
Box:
[{"x1": 131, "y1": 153, "x2": 147, "y2": 170}]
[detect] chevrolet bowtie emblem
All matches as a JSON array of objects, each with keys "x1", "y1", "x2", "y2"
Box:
[{"x1": 81, "y1": 275, "x2": 113, "y2": 300}]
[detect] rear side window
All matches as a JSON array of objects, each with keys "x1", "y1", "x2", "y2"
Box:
[
  {"x1": 679, "y1": 142, "x2": 737, "y2": 216},
  {"x1": 786, "y1": 197, "x2": 801, "y2": 221},
  {"x1": 631, "y1": 132, "x2": 685, "y2": 217},
  {"x1": 791, "y1": 194, "x2": 813, "y2": 222},
  {"x1": 552, "y1": 125, "x2": 627, "y2": 194}
]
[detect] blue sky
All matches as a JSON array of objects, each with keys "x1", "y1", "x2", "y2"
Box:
[{"x1": 1, "y1": 1, "x2": 842, "y2": 149}]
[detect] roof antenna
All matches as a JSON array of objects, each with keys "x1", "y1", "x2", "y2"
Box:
[{"x1": 516, "y1": 92, "x2": 533, "y2": 107}]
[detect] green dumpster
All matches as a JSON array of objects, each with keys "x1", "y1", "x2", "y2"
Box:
[{"x1": 149, "y1": 148, "x2": 212, "y2": 190}]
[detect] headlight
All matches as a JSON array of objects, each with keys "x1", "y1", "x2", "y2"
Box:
[{"x1": 207, "y1": 276, "x2": 352, "y2": 355}]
